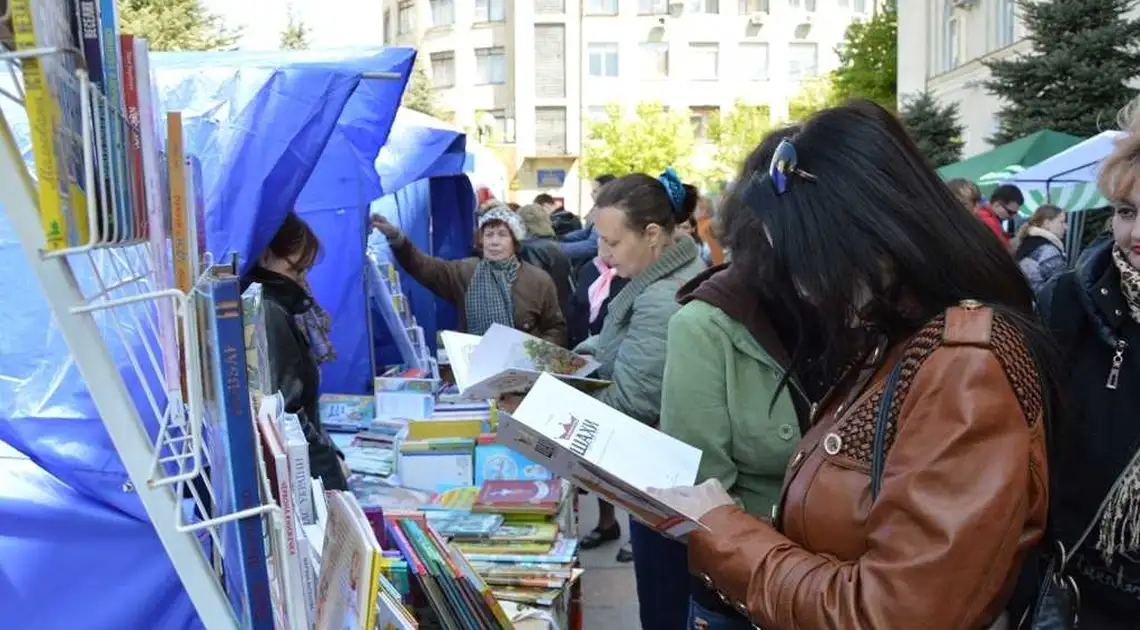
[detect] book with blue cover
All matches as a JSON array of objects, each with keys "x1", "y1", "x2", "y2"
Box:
[{"x1": 202, "y1": 259, "x2": 275, "y2": 630}]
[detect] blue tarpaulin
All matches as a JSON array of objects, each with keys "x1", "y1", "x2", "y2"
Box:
[{"x1": 0, "y1": 47, "x2": 417, "y2": 629}]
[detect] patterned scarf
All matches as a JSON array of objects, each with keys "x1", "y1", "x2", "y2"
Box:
[
  {"x1": 1114, "y1": 245, "x2": 1140, "y2": 324},
  {"x1": 465, "y1": 257, "x2": 519, "y2": 336},
  {"x1": 588, "y1": 257, "x2": 617, "y2": 324},
  {"x1": 295, "y1": 277, "x2": 337, "y2": 364}
]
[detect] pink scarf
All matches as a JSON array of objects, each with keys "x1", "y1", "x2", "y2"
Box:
[{"x1": 587, "y1": 257, "x2": 617, "y2": 323}]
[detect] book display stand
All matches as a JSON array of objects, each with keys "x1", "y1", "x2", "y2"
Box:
[{"x1": 0, "y1": 31, "x2": 313, "y2": 630}]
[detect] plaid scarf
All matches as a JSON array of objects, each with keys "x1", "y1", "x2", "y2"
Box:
[
  {"x1": 465, "y1": 257, "x2": 519, "y2": 335},
  {"x1": 295, "y1": 277, "x2": 337, "y2": 364},
  {"x1": 1114, "y1": 245, "x2": 1140, "y2": 324}
]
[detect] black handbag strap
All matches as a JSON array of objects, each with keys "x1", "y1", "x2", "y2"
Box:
[{"x1": 870, "y1": 360, "x2": 905, "y2": 501}]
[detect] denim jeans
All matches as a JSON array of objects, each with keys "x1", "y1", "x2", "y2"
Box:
[
  {"x1": 688, "y1": 598, "x2": 757, "y2": 630},
  {"x1": 629, "y1": 517, "x2": 691, "y2": 630}
]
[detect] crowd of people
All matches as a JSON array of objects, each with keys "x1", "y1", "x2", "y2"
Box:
[{"x1": 260, "y1": 96, "x2": 1140, "y2": 630}]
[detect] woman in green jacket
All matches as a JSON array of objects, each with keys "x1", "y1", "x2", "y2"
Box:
[
  {"x1": 574, "y1": 168, "x2": 706, "y2": 600},
  {"x1": 659, "y1": 126, "x2": 823, "y2": 630}
]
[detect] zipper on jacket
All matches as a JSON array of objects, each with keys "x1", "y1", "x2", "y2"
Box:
[{"x1": 1107, "y1": 339, "x2": 1128, "y2": 390}]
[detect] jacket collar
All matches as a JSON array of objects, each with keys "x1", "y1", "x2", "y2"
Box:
[
  {"x1": 606, "y1": 236, "x2": 699, "y2": 322},
  {"x1": 678, "y1": 263, "x2": 790, "y2": 367},
  {"x1": 244, "y1": 266, "x2": 314, "y2": 315},
  {"x1": 1075, "y1": 238, "x2": 1129, "y2": 339}
]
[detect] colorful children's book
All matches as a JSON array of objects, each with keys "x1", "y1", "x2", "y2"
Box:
[
  {"x1": 97, "y1": 0, "x2": 131, "y2": 242},
  {"x1": 74, "y1": 0, "x2": 114, "y2": 242},
  {"x1": 10, "y1": 0, "x2": 90, "y2": 249},
  {"x1": 472, "y1": 480, "x2": 563, "y2": 516},
  {"x1": 119, "y1": 33, "x2": 146, "y2": 239}
]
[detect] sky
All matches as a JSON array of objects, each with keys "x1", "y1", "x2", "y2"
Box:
[{"x1": 200, "y1": 0, "x2": 386, "y2": 51}]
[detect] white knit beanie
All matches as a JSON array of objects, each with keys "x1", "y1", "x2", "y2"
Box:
[{"x1": 478, "y1": 207, "x2": 526, "y2": 242}]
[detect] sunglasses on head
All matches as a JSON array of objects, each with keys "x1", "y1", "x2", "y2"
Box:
[{"x1": 768, "y1": 138, "x2": 816, "y2": 195}]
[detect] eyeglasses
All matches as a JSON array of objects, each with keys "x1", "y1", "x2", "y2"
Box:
[{"x1": 768, "y1": 138, "x2": 816, "y2": 195}]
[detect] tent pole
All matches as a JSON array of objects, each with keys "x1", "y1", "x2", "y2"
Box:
[{"x1": 361, "y1": 71, "x2": 403, "y2": 80}]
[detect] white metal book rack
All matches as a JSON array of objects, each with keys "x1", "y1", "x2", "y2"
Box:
[{"x1": 0, "y1": 44, "x2": 291, "y2": 630}]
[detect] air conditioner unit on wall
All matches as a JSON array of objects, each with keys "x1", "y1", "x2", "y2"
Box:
[
  {"x1": 952, "y1": 0, "x2": 978, "y2": 9},
  {"x1": 748, "y1": 12, "x2": 767, "y2": 25}
]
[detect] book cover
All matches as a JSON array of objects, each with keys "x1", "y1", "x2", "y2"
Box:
[
  {"x1": 488, "y1": 522, "x2": 559, "y2": 543},
  {"x1": 118, "y1": 34, "x2": 146, "y2": 239},
  {"x1": 424, "y1": 511, "x2": 504, "y2": 540},
  {"x1": 473, "y1": 480, "x2": 562, "y2": 515},
  {"x1": 258, "y1": 414, "x2": 310, "y2": 630},
  {"x1": 460, "y1": 538, "x2": 579, "y2": 565},
  {"x1": 96, "y1": 0, "x2": 130, "y2": 242},
  {"x1": 208, "y1": 265, "x2": 275, "y2": 629},
  {"x1": 10, "y1": 0, "x2": 89, "y2": 249},
  {"x1": 75, "y1": 0, "x2": 113, "y2": 242},
  {"x1": 497, "y1": 373, "x2": 705, "y2": 538}
]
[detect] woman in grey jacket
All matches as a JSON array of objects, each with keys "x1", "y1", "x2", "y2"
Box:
[{"x1": 576, "y1": 168, "x2": 706, "y2": 629}]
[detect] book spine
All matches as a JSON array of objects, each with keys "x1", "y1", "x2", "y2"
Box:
[
  {"x1": 118, "y1": 34, "x2": 146, "y2": 240},
  {"x1": 76, "y1": 0, "x2": 110, "y2": 242},
  {"x1": 212, "y1": 276, "x2": 275, "y2": 630},
  {"x1": 186, "y1": 156, "x2": 207, "y2": 278},
  {"x1": 167, "y1": 113, "x2": 191, "y2": 292},
  {"x1": 10, "y1": 0, "x2": 72, "y2": 250},
  {"x1": 95, "y1": 0, "x2": 125, "y2": 242},
  {"x1": 273, "y1": 426, "x2": 310, "y2": 630}
]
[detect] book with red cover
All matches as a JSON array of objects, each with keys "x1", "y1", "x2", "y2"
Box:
[
  {"x1": 473, "y1": 480, "x2": 562, "y2": 515},
  {"x1": 119, "y1": 33, "x2": 146, "y2": 239}
]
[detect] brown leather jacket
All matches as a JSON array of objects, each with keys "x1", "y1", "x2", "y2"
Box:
[{"x1": 687, "y1": 303, "x2": 1049, "y2": 629}]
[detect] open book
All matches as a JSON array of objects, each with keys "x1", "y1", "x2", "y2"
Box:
[
  {"x1": 440, "y1": 324, "x2": 610, "y2": 401},
  {"x1": 496, "y1": 374, "x2": 706, "y2": 538}
]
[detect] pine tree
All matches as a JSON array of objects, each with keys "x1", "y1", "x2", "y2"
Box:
[
  {"x1": 899, "y1": 91, "x2": 964, "y2": 168},
  {"x1": 400, "y1": 56, "x2": 438, "y2": 118},
  {"x1": 985, "y1": 0, "x2": 1140, "y2": 144},
  {"x1": 279, "y1": 7, "x2": 311, "y2": 51},
  {"x1": 118, "y1": 0, "x2": 241, "y2": 51},
  {"x1": 832, "y1": 1, "x2": 897, "y2": 109}
]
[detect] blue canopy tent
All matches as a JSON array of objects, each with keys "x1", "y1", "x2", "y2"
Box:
[{"x1": 0, "y1": 47, "x2": 415, "y2": 629}]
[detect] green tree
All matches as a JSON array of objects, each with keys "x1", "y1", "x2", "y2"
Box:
[
  {"x1": 832, "y1": 1, "x2": 897, "y2": 108},
  {"x1": 400, "y1": 56, "x2": 439, "y2": 118},
  {"x1": 279, "y1": 7, "x2": 310, "y2": 51},
  {"x1": 984, "y1": 0, "x2": 1140, "y2": 144},
  {"x1": 581, "y1": 102, "x2": 694, "y2": 178},
  {"x1": 118, "y1": 0, "x2": 241, "y2": 51},
  {"x1": 787, "y1": 76, "x2": 840, "y2": 123},
  {"x1": 899, "y1": 91, "x2": 965, "y2": 168},
  {"x1": 706, "y1": 101, "x2": 772, "y2": 181}
]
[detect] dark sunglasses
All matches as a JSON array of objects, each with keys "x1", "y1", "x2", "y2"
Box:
[{"x1": 768, "y1": 138, "x2": 816, "y2": 195}]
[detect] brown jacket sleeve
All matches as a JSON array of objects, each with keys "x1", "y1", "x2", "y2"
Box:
[
  {"x1": 534, "y1": 271, "x2": 567, "y2": 347},
  {"x1": 688, "y1": 345, "x2": 1040, "y2": 629},
  {"x1": 390, "y1": 234, "x2": 469, "y2": 305}
]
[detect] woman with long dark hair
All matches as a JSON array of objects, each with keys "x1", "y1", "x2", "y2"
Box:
[{"x1": 652, "y1": 100, "x2": 1058, "y2": 629}]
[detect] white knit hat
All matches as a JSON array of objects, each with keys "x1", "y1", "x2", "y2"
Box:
[{"x1": 478, "y1": 207, "x2": 526, "y2": 242}]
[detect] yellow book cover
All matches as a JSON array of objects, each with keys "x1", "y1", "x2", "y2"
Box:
[
  {"x1": 406, "y1": 418, "x2": 484, "y2": 440},
  {"x1": 167, "y1": 112, "x2": 191, "y2": 292},
  {"x1": 10, "y1": 0, "x2": 90, "y2": 250},
  {"x1": 452, "y1": 540, "x2": 554, "y2": 555},
  {"x1": 489, "y1": 522, "x2": 559, "y2": 543}
]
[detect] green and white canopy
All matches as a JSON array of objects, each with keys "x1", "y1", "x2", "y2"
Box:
[{"x1": 979, "y1": 165, "x2": 1110, "y2": 213}]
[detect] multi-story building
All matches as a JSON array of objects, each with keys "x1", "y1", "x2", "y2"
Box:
[
  {"x1": 898, "y1": 1, "x2": 1139, "y2": 158},
  {"x1": 384, "y1": 0, "x2": 871, "y2": 210}
]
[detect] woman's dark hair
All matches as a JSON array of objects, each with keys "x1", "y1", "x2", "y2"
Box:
[
  {"x1": 594, "y1": 173, "x2": 698, "y2": 233},
  {"x1": 720, "y1": 100, "x2": 1061, "y2": 412},
  {"x1": 266, "y1": 211, "x2": 321, "y2": 271},
  {"x1": 594, "y1": 174, "x2": 616, "y2": 187}
]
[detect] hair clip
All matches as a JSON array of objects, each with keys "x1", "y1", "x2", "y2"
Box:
[
  {"x1": 768, "y1": 138, "x2": 816, "y2": 195},
  {"x1": 658, "y1": 167, "x2": 686, "y2": 212}
]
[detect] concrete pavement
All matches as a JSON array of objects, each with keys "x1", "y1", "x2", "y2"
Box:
[{"x1": 577, "y1": 497, "x2": 641, "y2": 629}]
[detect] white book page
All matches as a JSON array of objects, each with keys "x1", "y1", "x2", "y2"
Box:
[
  {"x1": 514, "y1": 374, "x2": 701, "y2": 490},
  {"x1": 439, "y1": 330, "x2": 481, "y2": 390},
  {"x1": 473, "y1": 324, "x2": 600, "y2": 380}
]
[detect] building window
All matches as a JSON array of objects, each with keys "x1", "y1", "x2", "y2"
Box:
[
  {"x1": 534, "y1": 24, "x2": 566, "y2": 98},
  {"x1": 475, "y1": 47, "x2": 507, "y2": 84},
  {"x1": 476, "y1": 109, "x2": 509, "y2": 142},
  {"x1": 788, "y1": 42, "x2": 818, "y2": 78},
  {"x1": 430, "y1": 52, "x2": 455, "y2": 88},
  {"x1": 789, "y1": 0, "x2": 816, "y2": 9},
  {"x1": 535, "y1": 107, "x2": 568, "y2": 155},
  {"x1": 853, "y1": 0, "x2": 866, "y2": 13},
  {"x1": 690, "y1": 106, "x2": 719, "y2": 141},
  {"x1": 587, "y1": 43, "x2": 620, "y2": 78},
  {"x1": 586, "y1": 106, "x2": 609, "y2": 123},
  {"x1": 536, "y1": 0, "x2": 566, "y2": 13},
  {"x1": 429, "y1": 0, "x2": 455, "y2": 27},
  {"x1": 689, "y1": 43, "x2": 719, "y2": 80},
  {"x1": 837, "y1": 0, "x2": 848, "y2": 6},
  {"x1": 942, "y1": 2, "x2": 961, "y2": 72},
  {"x1": 688, "y1": 0, "x2": 720, "y2": 13},
  {"x1": 383, "y1": 9, "x2": 392, "y2": 43},
  {"x1": 996, "y1": 0, "x2": 1016, "y2": 48},
  {"x1": 739, "y1": 0, "x2": 770, "y2": 11},
  {"x1": 475, "y1": 0, "x2": 506, "y2": 22},
  {"x1": 639, "y1": 0, "x2": 670, "y2": 15},
  {"x1": 397, "y1": 1, "x2": 414, "y2": 35},
  {"x1": 586, "y1": 0, "x2": 619, "y2": 15},
  {"x1": 639, "y1": 42, "x2": 669, "y2": 79},
  {"x1": 739, "y1": 42, "x2": 769, "y2": 80}
]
